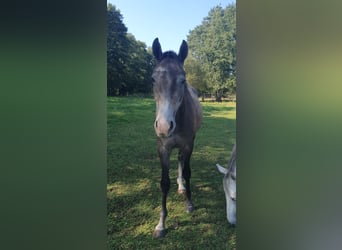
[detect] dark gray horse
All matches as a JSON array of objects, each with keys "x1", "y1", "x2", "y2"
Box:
[{"x1": 151, "y1": 38, "x2": 202, "y2": 238}]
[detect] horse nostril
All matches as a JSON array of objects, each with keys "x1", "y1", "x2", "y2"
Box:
[
  {"x1": 169, "y1": 121, "x2": 174, "y2": 132},
  {"x1": 155, "y1": 121, "x2": 158, "y2": 128}
]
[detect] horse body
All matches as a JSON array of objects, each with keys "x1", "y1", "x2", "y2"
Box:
[{"x1": 152, "y1": 38, "x2": 202, "y2": 238}]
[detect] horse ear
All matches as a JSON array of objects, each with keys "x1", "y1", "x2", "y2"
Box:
[
  {"x1": 152, "y1": 38, "x2": 163, "y2": 61},
  {"x1": 216, "y1": 164, "x2": 228, "y2": 175},
  {"x1": 178, "y1": 40, "x2": 188, "y2": 64}
]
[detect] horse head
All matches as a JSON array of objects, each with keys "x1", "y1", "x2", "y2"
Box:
[
  {"x1": 152, "y1": 38, "x2": 188, "y2": 138},
  {"x1": 216, "y1": 144, "x2": 236, "y2": 226}
]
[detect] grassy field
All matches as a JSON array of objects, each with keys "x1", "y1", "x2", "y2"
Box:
[{"x1": 107, "y1": 97, "x2": 236, "y2": 249}]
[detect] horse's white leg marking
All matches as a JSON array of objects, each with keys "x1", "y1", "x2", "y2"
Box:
[
  {"x1": 155, "y1": 216, "x2": 165, "y2": 231},
  {"x1": 177, "y1": 159, "x2": 186, "y2": 193}
]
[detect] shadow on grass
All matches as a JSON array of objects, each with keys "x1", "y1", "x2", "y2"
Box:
[{"x1": 107, "y1": 97, "x2": 236, "y2": 248}]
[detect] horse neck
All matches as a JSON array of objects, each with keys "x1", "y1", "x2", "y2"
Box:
[{"x1": 175, "y1": 85, "x2": 195, "y2": 131}]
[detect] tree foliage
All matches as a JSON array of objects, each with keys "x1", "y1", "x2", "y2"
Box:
[
  {"x1": 187, "y1": 4, "x2": 236, "y2": 101},
  {"x1": 184, "y1": 53, "x2": 207, "y2": 96},
  {"x1": 107, "y1": 4, "x2": 153, "y2": 96},
  {"x1": 107, "y1": 4, "x2": 236, "y2": 99}
]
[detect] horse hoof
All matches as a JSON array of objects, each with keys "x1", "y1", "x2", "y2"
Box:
[
  {"x1": 178, "y1": 189, "x2": 186, "y2": 194},
  {"x1": 186, "y1": 202, "x2": 195, "y2": 213},
  {"x1": 153, "y1": 229, "x2": 166, "y2": 238},
  {"x1": 229, "y1": 223, "x2": 236, "y2": 228}
]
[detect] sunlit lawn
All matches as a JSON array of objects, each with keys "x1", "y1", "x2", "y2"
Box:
[{"x1": 107, "y1": 96, "x2": 236, "y2": 249}]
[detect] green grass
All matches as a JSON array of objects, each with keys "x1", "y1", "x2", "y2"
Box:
[{"x1": 107, "y1": 97, "x2": 236, "y2": 249}]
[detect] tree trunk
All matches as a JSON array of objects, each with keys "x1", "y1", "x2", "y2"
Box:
[{"x1": 215, "y1": 91, "x2": 222, "y2": 102}]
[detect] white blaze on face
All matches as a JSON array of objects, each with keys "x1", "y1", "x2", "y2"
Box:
[
  {"x1": 154, "y1": 98, "x2": 176, "y2": 137},
  {"x1": 153, "y1": 66, "x2": 185, "y2": 138}
]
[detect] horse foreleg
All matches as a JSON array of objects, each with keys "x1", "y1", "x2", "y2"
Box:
[
  {"x1": 183, "y1": 148, "x2": 194, "y2": 213},
  {"x1": 154, "y1": 149, "x2": 170, "y2": 238},
  {"x1": 177, "y1": 151, "x2": 186, "y2": 194},
  {"x1": 154, "y1": 185, "x2": 169, "y2": 238}
]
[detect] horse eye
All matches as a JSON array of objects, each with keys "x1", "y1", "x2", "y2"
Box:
[{"x1": 151, "y1": 77, "x2": 156, "y2": 85}]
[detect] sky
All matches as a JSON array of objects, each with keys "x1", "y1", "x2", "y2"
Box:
[{"x1": 108, "y1": 0, "x2": 235, "y2": 52}]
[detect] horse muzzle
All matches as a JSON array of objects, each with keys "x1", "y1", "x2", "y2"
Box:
[{"x1": 154, "y1": 118, "x2": 175, "y2": 137}]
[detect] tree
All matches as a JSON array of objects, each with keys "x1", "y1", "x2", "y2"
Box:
[
  {"x1": 107, "y1": 4, "x2": 129, "y2": 96},
  {"x1": 124, "y1": 34, "x2": 153, "y2": 95},
  {"x1": 107, "y1": 4, "x2": 153, "y2": 96},
  {"x1": 184, "y1": 53, "x2": 207, "y2": 99},
  {"x1": 187, "y1": 4, "x2": 236, "y2": 101}
]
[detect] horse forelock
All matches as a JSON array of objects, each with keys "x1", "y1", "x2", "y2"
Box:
[
  {"x1": 154, "y1": 51, "x2": 185, "y2": 76},
  {"x1": 160, "y1": 51, "x2": 180, "y2": 62}
]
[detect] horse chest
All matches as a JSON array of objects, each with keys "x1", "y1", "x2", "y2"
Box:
[{"x1": 158, "y1": 133, "x2": 193, "y2": 150}]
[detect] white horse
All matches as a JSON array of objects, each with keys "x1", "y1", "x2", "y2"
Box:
[{"x1": 216, "y1": 144, "x2": 236, "y2": 225}]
